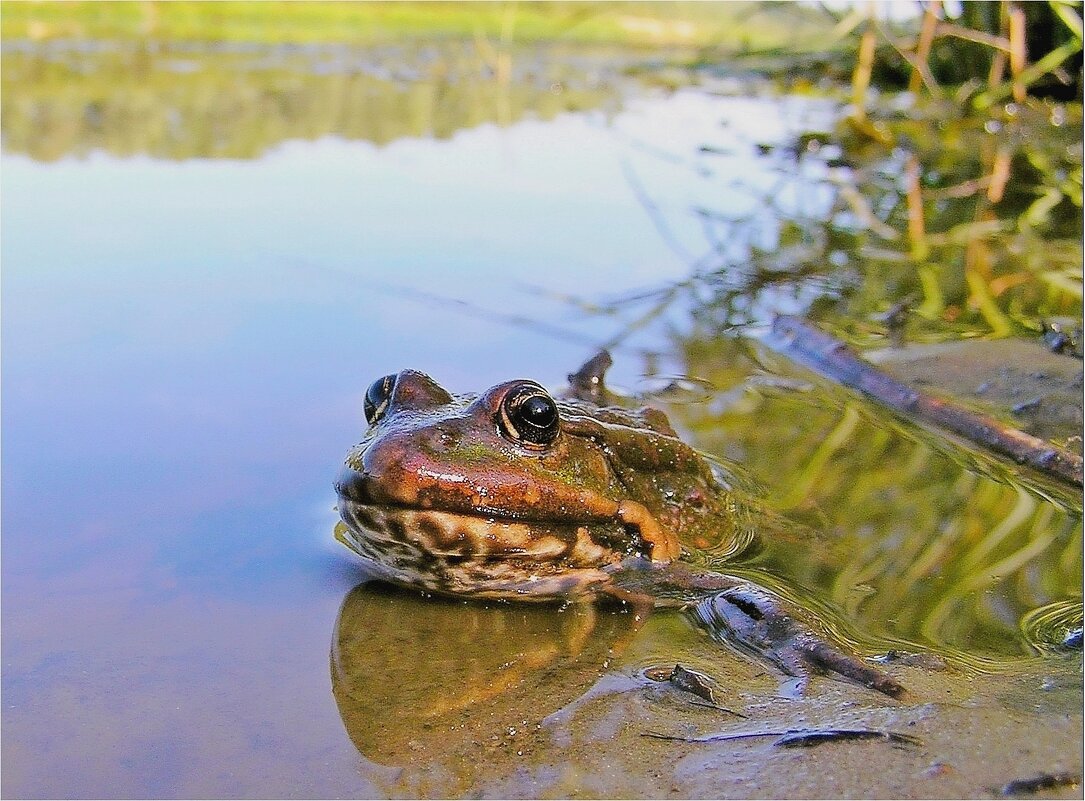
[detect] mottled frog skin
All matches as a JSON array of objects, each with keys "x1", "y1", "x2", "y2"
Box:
[{"x1": 335, "y1": 360, "x2": 904, "y2": 698}]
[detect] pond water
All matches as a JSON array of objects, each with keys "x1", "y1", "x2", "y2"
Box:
[{"x1": 2, "y1": 40, "x2": 1081, "y2": 798}]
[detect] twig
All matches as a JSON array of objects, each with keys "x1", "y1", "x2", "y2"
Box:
[
  {"x1": 909, "y1": 6, "x2": 939, "y2": 94},
  {"x1": 1008, "y1": 6, "x2": 1027, "y2": 104},
  {"x1": 643, "y1": 727, "x2": 920, "y2": 747},
  {"x1": 935, "y1": 21, "x2": 1012, "y2": 53},
  {"x1": 768, "y1": 316, "x2": 1084, "y2": 487},
  {"x1": 620, "y1": 159, "x2": 695, "y2": 264}
]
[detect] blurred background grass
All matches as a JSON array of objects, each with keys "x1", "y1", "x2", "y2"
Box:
[{"x1": 0, "y1": 1, "x2": 840, "y2": 51}]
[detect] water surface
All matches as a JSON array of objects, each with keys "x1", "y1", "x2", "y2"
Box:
[{"x1": 3, "y1": 38, "x2": 1080, "y2": 799}]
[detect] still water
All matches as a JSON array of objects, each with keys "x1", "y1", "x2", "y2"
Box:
[{"x1": 3, "y1": 40, "x2": 1081, "y2": 798}]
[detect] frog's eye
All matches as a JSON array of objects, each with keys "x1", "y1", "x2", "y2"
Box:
[
  {"x1": 498, "y1": 383, "x2": 560, "y2": 448},
  {"x1": 364, "y1": 374, "x2": 397, "y2": 425}
]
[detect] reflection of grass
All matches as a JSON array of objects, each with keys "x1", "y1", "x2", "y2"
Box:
[
  {"x1": 668, "y1": 337, "x2": 1083, "y2": 660},
  {"x1": 1, "y1": 1, "x2": 835, "y2": 51},
  {"x1": 577, "y1": 4, "x2": 1082, "y2": 345},
  {"x1": 0, "y1": 43, "x2": 617, "y2": 161}
]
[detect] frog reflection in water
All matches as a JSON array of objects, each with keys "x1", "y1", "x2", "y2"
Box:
[{"x1": 335, "y1": 353, "x2": 904, "y2": 698}]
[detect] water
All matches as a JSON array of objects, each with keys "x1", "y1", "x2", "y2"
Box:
[{"x1": 3, "y1": 39, "x2": 1081, "y2": 798}]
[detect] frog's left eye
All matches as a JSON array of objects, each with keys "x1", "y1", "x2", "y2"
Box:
[
  {"x1": 498, "y1": 383, "x2": 560, "y2": 448},
  {"x1": 364, "y1": 374, "x2": 396, "y2": 425}
]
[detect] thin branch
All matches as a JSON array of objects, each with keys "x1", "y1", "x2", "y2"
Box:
[
  {"x1": 620, "y1": 159, "x2": 696, "y2": 264},
  {"x1": 935, "y1": 22, "x2": 1012, "y2": 53},
  {"x1": 643, "y1": 727, "x2": 921, "y2": 747}
]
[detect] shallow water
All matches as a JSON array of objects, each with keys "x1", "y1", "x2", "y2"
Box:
[{"x1": 2, "y1": 38, "x2": 1081, "y2": 798}]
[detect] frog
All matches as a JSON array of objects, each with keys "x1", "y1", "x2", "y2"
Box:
[{"x1": 335, "y1": 354, "x2": 905, "y2": 699}]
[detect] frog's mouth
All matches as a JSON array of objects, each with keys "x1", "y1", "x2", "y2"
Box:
[{"x1": 334, "y1": 462, "x2": 681, "y2": 575}]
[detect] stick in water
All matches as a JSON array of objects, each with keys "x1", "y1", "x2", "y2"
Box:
[{"x1": 769, "y1": 316, "x2": 1083, "y2": 488}]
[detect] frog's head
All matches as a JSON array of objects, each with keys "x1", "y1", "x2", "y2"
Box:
[{"x1": 335, "y1": 369, "x2": 726, "y2": 600}]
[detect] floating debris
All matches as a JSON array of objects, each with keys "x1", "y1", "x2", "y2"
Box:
[
  {"x1": 643, "y1": 664, "x2": 746, "y2": 717},
  {"x1": 1020, "y1": 601, "x2": 1084, "y2": 653},
  {"x1": 669, "y1": 664, "x2": 717, "y2": 704},
  {"x1": 1061, "y1": 627, "x2": 1083, "y2": 650}
]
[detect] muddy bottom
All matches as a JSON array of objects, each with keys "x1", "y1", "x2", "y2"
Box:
[{"x1": 334, "y1": 584, "x2": 1082, "y2": 799}]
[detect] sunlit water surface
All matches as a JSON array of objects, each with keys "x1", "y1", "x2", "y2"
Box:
[{"x1": 3, "y1": 41, "x2": 1080, "y2": 798}]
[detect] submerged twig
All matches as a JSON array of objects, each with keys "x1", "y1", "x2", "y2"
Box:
[
  {"x1": 768, "y1": 316, "x2": 1084, "y2": 487},
  {"x1": 643, "y1": 727, "x2": 921, "y2": 748},
  {"x1": 686, "y1": 699, "x2": 748, "y2": 718}
]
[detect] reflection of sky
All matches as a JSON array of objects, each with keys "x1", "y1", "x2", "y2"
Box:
[
  {"x1": 1, "y1": 88, "x2": 832, "y2": 795},
  {"x1": 3, "y1": 89, "x2": 834, "y2": 579}
]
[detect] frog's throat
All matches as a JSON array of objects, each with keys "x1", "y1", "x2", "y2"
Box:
[
  {"x1": 335, "y1": 501, "x2": 621, "y2": 600},
  {"x1": 337, "y1": 499, "x2": 680, "y2": 567}
]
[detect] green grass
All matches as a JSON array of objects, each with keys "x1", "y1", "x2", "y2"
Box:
[{"x1": 1, "y1": 1, "x2": 838, "y2": 52}]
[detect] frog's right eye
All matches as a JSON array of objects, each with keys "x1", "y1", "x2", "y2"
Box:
[
  {"x1": 498, "y1": 382, "x2": 560, "y2": 449},
  {"x1": 364, "y1": 375, "x2": 397, "y2": 424}
]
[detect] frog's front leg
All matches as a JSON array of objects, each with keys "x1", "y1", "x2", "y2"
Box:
[
  {"x1": 606, "y1": 563, "x2": 905, "y2": 698},
  {"x1": 692, "y1": 585, "x2": 906, "y2": 699}
]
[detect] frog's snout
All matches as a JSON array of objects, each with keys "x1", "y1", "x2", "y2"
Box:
[
  {"x1": 335, "y1": 466, "x2": 373, "y2": 505},
  {"x1": 338, "y1": 432, "x2": 442, "y2": 509}
]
